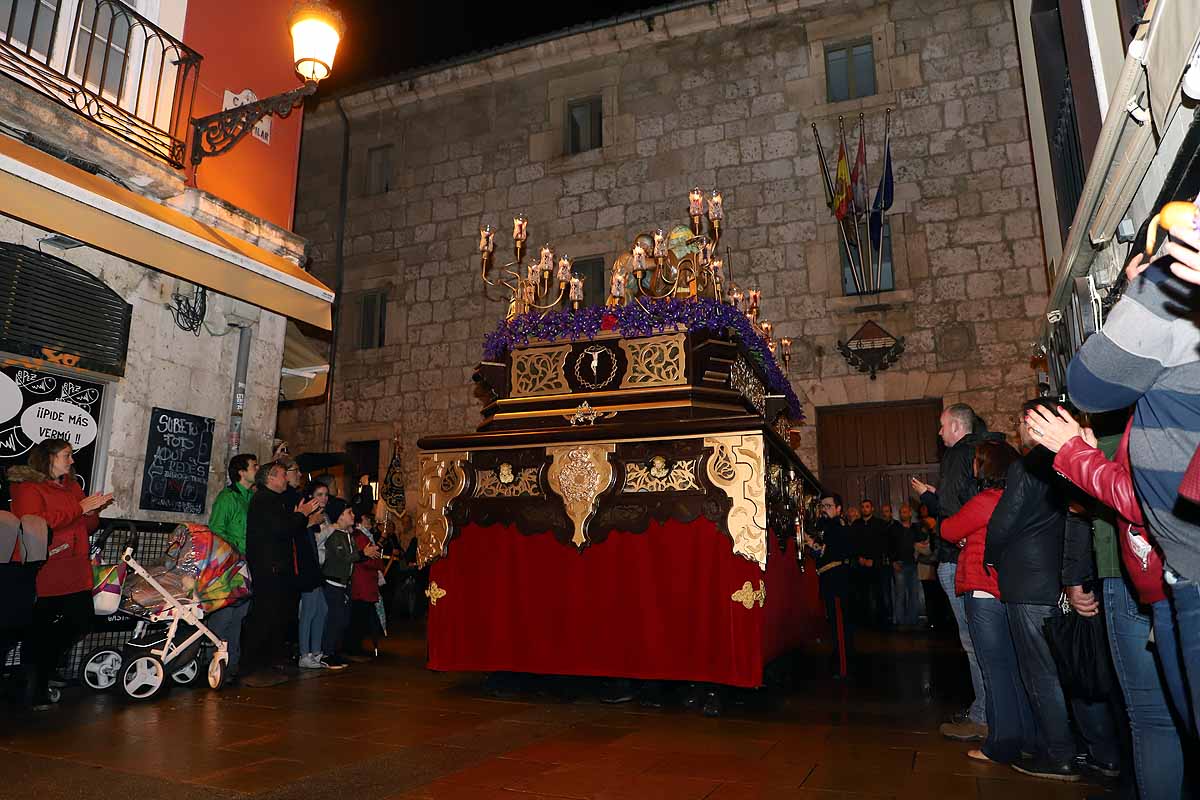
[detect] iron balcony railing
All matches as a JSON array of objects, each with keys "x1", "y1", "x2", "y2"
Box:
[{"x1": 0, "y1": 0, "x2": 201, "y2": 167}]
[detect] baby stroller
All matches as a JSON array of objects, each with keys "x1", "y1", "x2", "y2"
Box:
[{"x1": 84, "y1": 523, "x2": 250, "y2": 700}]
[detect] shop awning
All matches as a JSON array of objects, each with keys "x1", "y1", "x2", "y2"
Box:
[
  {"x1": 281, "y1": 321, "x2": 330, "y2": 401},
  {"x1": 0, "y1": 134, "x2": 334, "y2": 329}
]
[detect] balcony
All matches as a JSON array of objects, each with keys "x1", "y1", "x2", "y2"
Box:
[{"x1": 0, "y1": 0, "x2": 200, "y2": 168}]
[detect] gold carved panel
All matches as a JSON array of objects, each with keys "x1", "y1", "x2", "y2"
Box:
[
  {"x1": 619, "y1": 333, "x2": 687, "y2": 388},
  {"x1": 731, "y1": 579, "x2": 766, "y2": 609},
  {"x1": 730, "y1": 357, "x2": 766, "y2": 415},
  {"x1": 622, "y1": 457, "x2": 702, "y2": 493},
  {"x1": 546, "y1": 444, "x2": 615, "y2": 548},
  {"x1": 703, "y1": 433, "x2": 768, "y2": 570},
  {"x1": 511, "y1": 345, "x2": 571, "y2": 397},
  {"x1": 415, "y1": 451, "x2": 467, "y2": 567},
  {"x1": 475, "y1": 465, "x2": 541, "y2": 498}
]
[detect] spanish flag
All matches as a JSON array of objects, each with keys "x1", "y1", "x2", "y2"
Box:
[{"x1": 832, "y1": 140, "x2": 852, "y2": 221}]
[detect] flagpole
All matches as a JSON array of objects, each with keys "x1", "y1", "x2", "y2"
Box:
[
  {"x1": 812, "y1": 123, "x2": 863, "y2": 294},
  {"x1": 857, "y1": 112, "x2": 876, "y2": 294},
  {"x1": 875, "y1": 109, "x2": 891, "y2": 292},
  {"x1": 839, "y1": 116, "x2": 870, "y2": 295}
]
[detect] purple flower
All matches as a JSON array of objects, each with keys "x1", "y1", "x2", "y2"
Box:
[{"x1": 480, "y1": 299, "x2": 803, "y2": 420}]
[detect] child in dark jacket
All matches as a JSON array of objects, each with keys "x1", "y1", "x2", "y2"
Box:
[{"x1": 317, "y1": 499, "x2": 378, "y2": 667}]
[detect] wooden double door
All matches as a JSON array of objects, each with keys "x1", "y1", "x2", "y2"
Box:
[{"x1": 816, "y1": 400, "x2": 943, "y2": 514}]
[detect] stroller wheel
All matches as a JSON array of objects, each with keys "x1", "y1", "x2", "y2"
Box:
[
  {"x1": 121, "y1": 655, "x2": 166, "y2": 700},
  {"x1": 45, "y1": 686, "x2": 61, "y2": 704},
  {"x1": 81, "y1": 647, "x2": 123, "y2": 691},
  {"x1": 207, "y1": 656, "x2": 224, "y2": 690},
  {"x1": 171, "y1": 658, "x2": 201, "y2": 687}
]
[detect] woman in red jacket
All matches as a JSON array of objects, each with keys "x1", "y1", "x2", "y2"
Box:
[
  {"x1": 941, "y1": 439, "x2": 1035, "y2": 765},
  {"x1": 11, "y1": 439, "x2": 112, "y2": 709},
  {"x1": 347, "y1": 518, "x2": 385, "y2": 657}
]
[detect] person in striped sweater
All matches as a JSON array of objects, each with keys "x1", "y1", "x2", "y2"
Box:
[{"x1": 1067, "y1": 237, "x2": 1200, "y2": 737}]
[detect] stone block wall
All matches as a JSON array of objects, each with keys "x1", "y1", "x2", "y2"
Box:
[{"x1": 282, "y1": 0, "x2": 1044, "y2": 492}]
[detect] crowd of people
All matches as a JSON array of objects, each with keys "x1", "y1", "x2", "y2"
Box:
[
  {"x1": 806, "y1": 233, "x2": 1200, "y2": 796},
  {"x1": 3, "y1": 444, "x2": 424, "y2": 706}
]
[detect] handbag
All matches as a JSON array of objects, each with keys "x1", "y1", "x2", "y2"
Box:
[
  {"x1": 1042, "y1": 603, "x2": 1115, "y2": 701},
  {"x1": 89, "y1": 522, "x2": 135, "y2": 616}
]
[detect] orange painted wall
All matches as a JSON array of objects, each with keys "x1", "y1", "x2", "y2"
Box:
[{"x1": 182, "y1": 0, "x2": 304, "y2": 230}]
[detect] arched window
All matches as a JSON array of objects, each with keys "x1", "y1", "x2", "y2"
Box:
[{"x1": 0, "y1": 242, "x2": 132, "y2": 376}]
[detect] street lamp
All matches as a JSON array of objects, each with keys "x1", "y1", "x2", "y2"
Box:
[{"x1": 190, "y1": 0, "x2": 344, "y2": 165}]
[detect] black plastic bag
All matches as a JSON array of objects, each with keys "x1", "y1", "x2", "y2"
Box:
[{"x1": 1043, "y1": 610, "x2": 1115, "y2": 701}]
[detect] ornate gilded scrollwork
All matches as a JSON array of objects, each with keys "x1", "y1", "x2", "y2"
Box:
[
  {"x1": 731, "y1": 579, "x2": 766, "y2": 609},
  {"x1": 619, "y1": 333, "x2": 687, "y2": 388},
  {"x1": 415, "y1": 452, "x2": 468, "y2": 567},
  {"x1": 623, "y1": 457, "x2": 702, "y2": 493},
  {"x1": 565, "y1": 401, "x2": 617, "y2": 426},
  {"x1": 475, "y1": 466, "x2": 541, "y2": 498},
  {"x1": 511, "y1": 344, "x2": 571, "y2": 397},
  {"x1": 546, "y1": 444, "x2": 615, "y2": 548},
  {"x1": 425, "y1": 581, "x2": 447, "y2": 606},
  {"x1": 704, "y1": 434, "x2": 768, "y2": 569},
  {"x1": 730, "y1": 357, "x2": 766, "y2": 415}
]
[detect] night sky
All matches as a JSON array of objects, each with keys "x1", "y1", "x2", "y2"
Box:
[{"x1": 320, "y1": 0, "x2": 666, "y2": 94}]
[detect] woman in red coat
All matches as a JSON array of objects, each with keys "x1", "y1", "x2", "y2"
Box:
[
  {"x1": 11, "y1": 438, "x2": 112, "y2": 709},
  {"x1": 940, "y1": 439, "x2": 1035, "y2": 765},
  {"x1": 347, "y1": 520, "x2": 385, "y2": 657}
]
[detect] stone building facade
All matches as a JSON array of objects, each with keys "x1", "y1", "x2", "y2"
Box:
[{"x1": 282, "y1": 0, "x2": 1044, "y2": 493}]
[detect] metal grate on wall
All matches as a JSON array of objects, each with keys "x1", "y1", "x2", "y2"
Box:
[{"x1": 0, "y1": 242, "x2": 131, "y2": 376}]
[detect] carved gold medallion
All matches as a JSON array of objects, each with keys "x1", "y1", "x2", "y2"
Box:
[
  {"x1": 731, "y1": 579, "x2": 766, "y2": 609},
  {"x1": 425, "y1": 581, "x2": 447, "y2": 606}
]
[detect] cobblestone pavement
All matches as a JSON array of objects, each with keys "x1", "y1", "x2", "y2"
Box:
[{"x1": 0, "y1": 624, "x2": 1108, "y2": 799}]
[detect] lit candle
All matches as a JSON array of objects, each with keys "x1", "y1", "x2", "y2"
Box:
[
  {"x1": 512, "y1": 215, "x2": 528, "y2": 243},
  {"x1": 478, "y1": 224, "x2": 495, "y2": 254},
  {"x1": 610, "y1": 269, "x2": 626, "y2": 299},
  {"x1": 539, "y1": 245, "x2": 553, "y2": 273},
  {"x1": 689, "y1": 187, "x2": 704, "y2": 217},
  {"x1": 781, "y1": 337, "x2": 792, "y2": 355},
  {"x1": 768, "y1": 339, "x2": 777, "y2": 356},
  {"x1": 749, "y1": 288, "x2": 761, "y2": 310},
  {"x1": 631, "y1": 243, "x2": 647, "y2": 273},
  {"x1": 761, "y1": 321, "x2": 774, "y2": 339},
  {"x1": 557, "y1": 255, "x2": 573, "y2": 284},
  {"x1": 527, "y1": 262, "x2": 540, "y2": 282},
  {"x1": 569, "y1": 275, "x2": 585, "y2": 302},
  {"x1": 708, "y1": 189, "x2": 724, "y2": 221},
  {"x1": 732, "y1": 289, "x2": 744, "y2": 310},
  {"x1": 652, "y1": 228, "x2": 667, "y2": 258}
]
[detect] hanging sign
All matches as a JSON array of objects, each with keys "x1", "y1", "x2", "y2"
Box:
[
  {"x1": 837, "y1": 320, "x2": 905, "y2": 380},
  {"x1": 138, "y1": 407, "x2": 215, "y2": 515}
]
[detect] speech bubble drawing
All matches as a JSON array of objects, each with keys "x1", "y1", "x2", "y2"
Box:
[
  {"x1": 0, "y1": 372, "x2": 21, "y2": 423},
  {"x1": 20, "y1": 400, "x2": 97, "y2": 449}
]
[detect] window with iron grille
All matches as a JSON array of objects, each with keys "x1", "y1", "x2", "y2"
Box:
[
  {"x1": 365, "y1": 144, "x2": 392, "y2": 195},
  {"x1": 358, "y1": 291, "x2": 386, "y2": 350},
  {"x1": 567, "y1": 97, "x2": 603, "y2": 155},
  {"x1": 825, "y1": 40, "x2": 876, "y2": 103},
  {"x1": 839, "y1": 220, "x2": 894, "y2": 296},
  {"x1": 571, "y1": 256, "x2": 608, "y2": 307},
  {"x1": 0, "y1": 0, "x2": 57, "y2": 58}
]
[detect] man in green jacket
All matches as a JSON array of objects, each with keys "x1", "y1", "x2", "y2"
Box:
[
  {"x1": 209, "y1": 453, "x2": 257, "y2": 554},
  {"x1": 205, "y1": 453, "x2": 257, "y2": 682}
]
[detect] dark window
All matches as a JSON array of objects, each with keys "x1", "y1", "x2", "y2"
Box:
[
  {"x1": 825, "y1": 40, "x2": 876, "y2": 103},
  {"x1": 365, "y1": 145, "x2": 392, "y2": 195},
  {"x1": 572, "y1": 256, "x2": 608, "y2": 307},
  {"x1": 0, "y1": 242, "x2": 131, "y2": 375},
  {"x1": 839, "y1": 220, "x2": 894, "y2": 296},
  {"x1": 567, "y1": 97, "x2": 603, "y2": 155},
  {"x1": 358, "y1": 291, "x2": 386, "y2": 350}
]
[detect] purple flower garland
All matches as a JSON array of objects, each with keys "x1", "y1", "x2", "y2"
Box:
[{"x1": 481, "y1": 297, "x2": 803, "y2": 420}]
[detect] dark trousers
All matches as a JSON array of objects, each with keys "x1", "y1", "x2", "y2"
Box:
[
  {"x1": 877, "y1": 564, "x2": 893, "y2": 626},
  {"x1": 347, "y1": 599, "x2": 381, "y2": 654},
  {"x1": 1007, "y1": 602, "x2": 1121, "y2": 766},
  {"x1": 965, "y1": 594, "x2": 1036, "y2": 763},
  {"x1": 23, "y1": 590, "x2": 91, "y2": 701},
  {"x1": 819, "y1": 568, "x2": 853, "y2": 667},
  {"x1": 321, "y1": 583, "x2": 350, "y2": 656},
  {"x1": 242, "y1": 579, "x2": 293, "y2": 673},
  {"x1": 851, "y1": 565, "x2": 877, "y2": 625}
]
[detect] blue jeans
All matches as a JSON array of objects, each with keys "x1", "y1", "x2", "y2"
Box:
[
  {"x1": 298, "y1": 587, "x2": 327, "y2": 657},
  {"x1": 206, "y1": 599, "x2": 249, "y2": 672},
  {"x1": 1103, "y1": 577, "x2": 1184, "y2": 800},
  {"x1": 1007, "y1": 602, "x2": 1120, "y2": 766},
  {"x1": 1151, "y1": 597, "x2": 1193, "y2": 733},
  {"x1": 937, "y1": 562, "x2": 986, "y2": 724},
  {"x1": 965, "y1": 594, "x2": 1036, "y2": 763},
  {"x1": 892, "y1": 563, "x2": 921, "y2": 626},
  {"x1": 1166, "y1": 573, "x2": 1200, "y2": 738}
]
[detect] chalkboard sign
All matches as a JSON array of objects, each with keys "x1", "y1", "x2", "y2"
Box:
[{"x1": 138, "y1": 407, "x2": 215, "y2": 515}]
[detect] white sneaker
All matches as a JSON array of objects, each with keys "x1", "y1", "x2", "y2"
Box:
[{"x1": 298, "y1": 654, "x2": 321, "y2": 670}]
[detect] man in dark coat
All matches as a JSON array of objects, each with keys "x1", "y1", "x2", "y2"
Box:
[
  {"x1": 241, "y1": 461, "x2": 319, "y2": 686},
  {"x1": 807, "y1": 493, "x2": 855, "y2": 677},
  {"x1": 911, "y1": 403, "x2": 998, "y2": 741}
]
